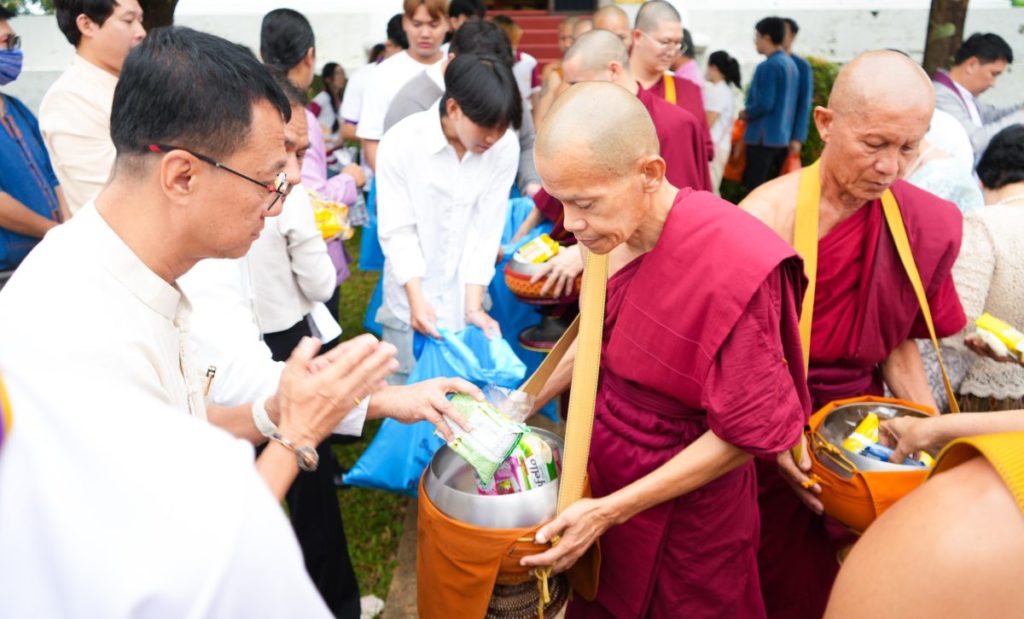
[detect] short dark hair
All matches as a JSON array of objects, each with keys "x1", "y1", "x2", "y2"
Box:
[
  {"x1": 954, "y1": 33, "x2": 1013, "y2": 66},
  {"x1": 682, "y1": 28, "x2": 695, "y2": 58},
  {"x1": 449, "y1": 19, "x2": 513, "y2": 67},
  {"x1": 369, "y1": 42, "x2": 386, "y2": 62},
  {"x1": 111, "y1": 27, "x2": 291, "y2": 163},
  {"x1": 260, "y1": 8, "x2": 315, "y2": 70},
  {"x1": 783, "y1": 17, "x2": 799, "y2": 35},
  {"x1": 387, "y1": 13, "x2": 409, "y2": 49},
  {"x1": 977, "y1": 124, "x2": 1024, "y2": 190},
  {"x1": 449, "y1": 0, "x2": 485, "y2": 20},
  {"x1": 756, "y1": 17, "x2": 786, "y2": 46},
  {"x1": 441, "y1": 53, "x2": 522, "y2": 131},
  {"x1": 55, "y1": 0, "x2": 117, "y2": 47},
  {"x1": 0, "y1": 6, "x2": 17, "y2": 20}
]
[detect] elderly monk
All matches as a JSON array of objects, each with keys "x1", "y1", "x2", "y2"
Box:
[
  {"x1": 629, "y1": 0, "x2": 712, "y2": 159},
  {"x1": 741, "y1": 51, "x2": 966, "y2": 619},
  {"x1": 519, "y1": 82, "x2": 810, "y2": 618},
  {"x1": 572, "y1": 17, "x2": 594, "y2": 40},
  {"x1": 593, "y1": 4, "x2": 631, "y2": 45},
  {"x1": 514, "y1": 30, "x2": 712, "y2": 298}
]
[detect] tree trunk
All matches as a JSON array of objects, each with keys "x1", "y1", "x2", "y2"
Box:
[
  {"x1": 921, "y1": 0, "x2": 970, "y2": 77},
  {"x1": 139, "y1": 0, "x2": 179, "y2": 32}
]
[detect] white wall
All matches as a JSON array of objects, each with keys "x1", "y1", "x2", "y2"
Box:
[{"x1": 4, "y1": 2, "x2": 1023, "y2": 113}]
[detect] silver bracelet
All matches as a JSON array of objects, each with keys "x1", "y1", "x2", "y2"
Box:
[
  {"x1": 269, "y1": 432, "x2": 319, "y2": 472},
  {"x1": 251, "y1": 396, "x2": 278, "y2": 438}
]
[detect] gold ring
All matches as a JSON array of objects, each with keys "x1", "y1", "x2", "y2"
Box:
[{"x1": 353, "y1": 397, "x2": 362, "y2": 406}]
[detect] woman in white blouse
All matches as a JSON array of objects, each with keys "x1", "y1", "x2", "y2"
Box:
[
  {"x1": 950, "y1": 124, "x2": 1024, "y2": 411},
  {"x1": 376, "y1": 53, "x2": 521, "y2": 384},
  {"x1": 703, "y1": 50, "x2": 742, "y2": 195}
]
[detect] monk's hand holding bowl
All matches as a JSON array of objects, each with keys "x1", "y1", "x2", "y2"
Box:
[
  {"x1": 530, "y1": 248, "x2": 584, "y2": 298},
  {"x1": 520, "y1": 497, "x2": 617, "y2": 574},
  {"x1": 776, "y1": 435, "x2": 823, "y2": 514}
]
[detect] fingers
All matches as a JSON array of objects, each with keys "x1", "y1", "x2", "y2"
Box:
[
  {"x1": 430, "y1": 393, "x2": 471, "y2": 433},
  {"x1": 779, "y1": 451, "x2": 820, "y2": 495},
  {"x1": 285, "y1": 336, "x2": 322, "y2": 369},
  {"x1": 529, "y1": 262, "x2": 554, "y2": 284},
  {"x1": 435, "y1": 377, "x2": 484, "y2": 401},
  {"x1": 319, "y1": 340, "x2": 398, "y2": 400},
  {"x1": 519, "y1": 543, "x2": 572, "y2": 569}
]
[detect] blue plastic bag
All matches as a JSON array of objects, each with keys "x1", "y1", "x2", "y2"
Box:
[
  {"x1": 343, "y1": 326, "x2": 527, "y2": 495},
  {"x1": 358, "y1": 177, "x2": 385, "y2": 272}
]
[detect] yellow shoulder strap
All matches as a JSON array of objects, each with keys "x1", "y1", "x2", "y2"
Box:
[
  {"x1": 932, "y1": 433, "x2": 1024, "y2": 513},
  {"x1": 556, "y1": 251, "x2": 608, "y2": 514},
  {"x1": 0, "y1": 370, "x2": 11, "y2": 441},
  {"x1": 662, "y1": 73, "x2": 677, "y2": 105},
  {"x1": 795, "y1": 160, "x2": 959, "y2": 412}
]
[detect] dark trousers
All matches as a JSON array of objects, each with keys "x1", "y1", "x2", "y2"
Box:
[
  {"x1": 264, "y1": 317, "x2": 359, "y2": 619},
  {"x1": 742, "y1": 144, "x2": 789, "y2": 191}
]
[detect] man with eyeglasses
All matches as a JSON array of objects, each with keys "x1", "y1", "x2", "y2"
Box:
[
  {"x1": 0, "y1": 27, "x2": 401, "y2": 618},
  {"x1": 629, "y1": 0, "x2": 713, "y2": 161},
  {"x1": 38, "y1": 0, "x2": 146, "y2": 216},
  {"x1": 0, "y1": 7, "x2": 66, "y2": 280}
]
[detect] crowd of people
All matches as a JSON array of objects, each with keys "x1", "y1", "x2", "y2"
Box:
[{"x1": 0, "y1": 0, "x2": 1023, "y2": 618}]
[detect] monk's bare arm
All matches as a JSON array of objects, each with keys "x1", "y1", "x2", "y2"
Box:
[
  {"x1": 881, "y1": 340, "x2": 939, "y2": 411},
  {"x1": 521, "y1": 430, "x2": 750, "y2": 572}
]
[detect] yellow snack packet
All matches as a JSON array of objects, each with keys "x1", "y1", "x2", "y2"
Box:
[
  {"x1": 842, "y1": 413, "x2": 879, "y2": 453},
  {"x1": 309, "y1": 191, "x2": 354, "y2": 241},
  {"x1": 976, "y1": 313, "x2": 1024, "y2": 359},
  {"x1": 515, "y1": 234, "x2": 560, "y2": 264}
]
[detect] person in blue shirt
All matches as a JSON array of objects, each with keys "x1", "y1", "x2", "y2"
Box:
[
  {"x1": 740, "y1": 16, "x2": 798, "y2": 191},
  {"x1": 0, "y1": 7, "x2": 65, "y2": 275},
  {"x1": 783, "y1": 17, "x2": 813, "y2": 161}
]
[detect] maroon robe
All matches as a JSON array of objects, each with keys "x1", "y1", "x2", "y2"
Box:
[
  {"x1": 642, "y1": 74, "x2": 714, "y2": 160},
  {"x1": 756, "y1": 180, "x2": 966, "y2": 619},
  {"x1": 567, "y1": 189, "x2": 810, "y2": 619}
]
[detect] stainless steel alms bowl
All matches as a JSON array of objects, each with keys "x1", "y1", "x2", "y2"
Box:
[
  {"x1": 507, "y1": 255, "x2": 550, "y2": 277},
  {"x1": 423, "y1": 427, "x2": 562, "y2": 529},
  {"x1": 818, "y1": 402, "x2": 934, "y2": 473}
]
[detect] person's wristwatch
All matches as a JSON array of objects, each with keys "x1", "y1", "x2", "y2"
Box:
[{"x1": 269, "y1": 432, "x2": 319, "y2": 472}]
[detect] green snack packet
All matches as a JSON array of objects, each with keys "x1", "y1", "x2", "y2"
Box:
[{"x1": 444, "y1": 393, "x2": 529, "y2": 484}]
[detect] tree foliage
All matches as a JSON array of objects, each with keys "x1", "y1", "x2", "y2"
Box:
[{"x1": 2, "y1": 0, "x2": 177, "y2": 31}]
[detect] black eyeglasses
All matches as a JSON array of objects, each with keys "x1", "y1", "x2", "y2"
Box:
[
  {"x1": 147, "y1": 143, "x2": 290, "y2": 211},
  {"x1": 1, "y1": 34, "x2": 20, "y2": 51}
]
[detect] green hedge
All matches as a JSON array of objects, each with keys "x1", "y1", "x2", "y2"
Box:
[{"x1": 801, "y1": 56, "x2": 842, "y2": 165}]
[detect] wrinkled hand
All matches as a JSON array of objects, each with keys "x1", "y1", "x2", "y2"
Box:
[
  {"x1": 275, "y1": 335, "x2": 397, "y2": 445},
  {"x1": 520, "y1": 498, "x2": 613, "y2": 574},
  {"x1": 965, "y1": 333, "x2": 1022, "y2": 365},
  {"x1": 410, "y1": 300, "x2": 440, "y2": 339},
  {"x1": 374, "y1": 378, "x2": 482, "y2": 441},
  {"x1": 466, "y1": 308, "x2": 501, "y2": 339},
  {"x1": 777, "y1": 435, "x2": 823, "y2": 514},
  {"x1": 342, "y1": 163, "x2": 367, "y2": 188},
  {"x1": 879, "y1": 416, "x2": 938, "y2": 465},
  {"x1": 530, "y1": 249, "x2": 582, "y2": 298}
]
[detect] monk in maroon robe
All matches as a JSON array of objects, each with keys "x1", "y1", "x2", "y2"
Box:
[
  {"x1": 629, "y1": 1, "x2": 713, "y2": 158},
  {"x1": 517, "y1": 29, "x2": 711, "y2": 299},
  {"x1": 519, "y1": 82, "x2": 810, "y2": 618},
  {"x1": 741, "y1": 51, "x2": 966, "y2": 619}
]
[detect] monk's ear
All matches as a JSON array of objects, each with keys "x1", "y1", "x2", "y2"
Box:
[
  {"x1": 639, "y1": 156, "x2": 666, "y2": 193},
  {"x1": 813, "y1": 106, "x2": 833, "y2": 143}
]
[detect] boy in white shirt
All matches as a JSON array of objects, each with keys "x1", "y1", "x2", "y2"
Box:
[{"x1": 376, "y1": 53, "x2": 522, "y2": 384}]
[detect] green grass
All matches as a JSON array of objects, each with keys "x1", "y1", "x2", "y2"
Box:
[{"x1": 330, "y1": 228, "x2": 411, "y2": 601}]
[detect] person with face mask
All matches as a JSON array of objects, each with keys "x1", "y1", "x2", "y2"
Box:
[{"x1": 0, "y1": 7, "x2": 66, "y2": 279}]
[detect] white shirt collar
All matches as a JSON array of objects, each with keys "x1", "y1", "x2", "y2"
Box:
[
  {"x1": 77, "y1": 201, "x2": 187, "y2": 322},
  {"x1": 423, "y1": 109, "x2": 453, "y2": 155},
  {"x1": 71, "y1": 53, "x2": 120, "y2": 91}
]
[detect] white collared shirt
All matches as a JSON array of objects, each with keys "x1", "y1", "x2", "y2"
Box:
[
  {"x1": 0, "y1": 201, "x2": 206, "y2": 420},
  {"x1": 247, "y1": 185, "x2": 336, "y2": 334},
  {"x1": 951, "y1": 79, "x2": 983, "y2": 127},
  {"x1": 356, "y1": 51, "x2": 441, "y2": 141},
  {"x1": 38, "y1": 55, "x2": 119, "y2": 215},
  {"x1": 375, "y1": 109, "x2": 519, "y2": 331}
]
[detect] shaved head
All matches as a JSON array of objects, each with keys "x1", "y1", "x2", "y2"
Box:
[
  {"x1": 572, "y1": 18, "x2": 594, "y2": 40},
  {"x1": 594, "y1": 5, "x2": 631, "y2": 42},
  {"x1": 537, "y1": 81, "x2": 658, "y2": 176},
  {"x1": 564, "y1": 29, "x2": 631, "y2": 73},
  {"x1": 828, "y1": 50, "x2": 934, "y2": 119},
  {"x1": 635, "y1": 0, "x2": 681, "y2": 33},
  {"x1": 816, "y1": 50, "x2": 936, "y2": 202}
]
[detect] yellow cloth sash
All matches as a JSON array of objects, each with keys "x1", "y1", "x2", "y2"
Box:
[{"x1": 662, "y1": 72, "x2": 677, "y2": 105}]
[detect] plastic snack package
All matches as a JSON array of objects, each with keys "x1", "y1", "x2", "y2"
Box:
[{"x1": 443, "y1": 394, "x2": 528, "y2": 485}]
